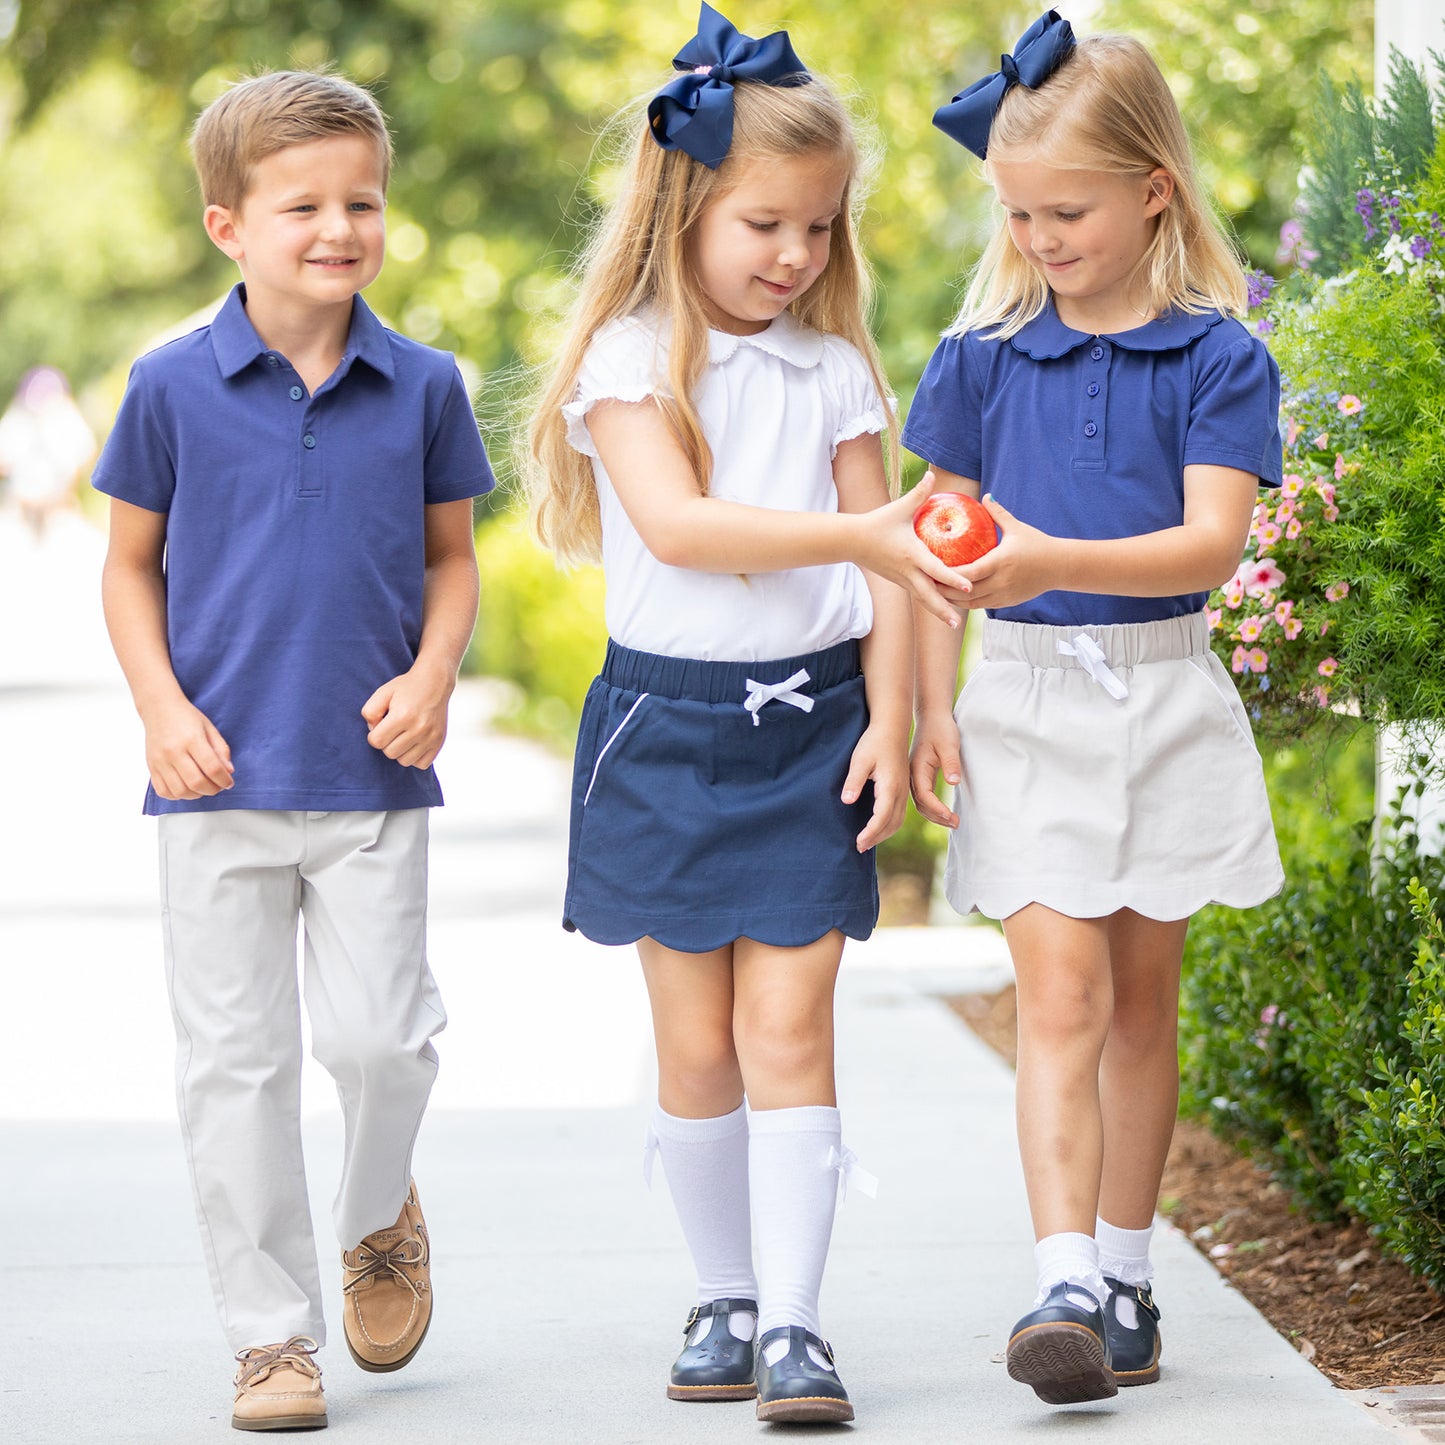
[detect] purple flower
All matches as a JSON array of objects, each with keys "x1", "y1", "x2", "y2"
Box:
[
  {"x1": 1356, "y1": 188, "x2": 1378, "y2": 241},
  {"x1": 1246, "y1": 269, "x2": 1276, "y2": 309},
  {"x1": 1411, "y1": 234, "x2": 1431, "y2": 258}
]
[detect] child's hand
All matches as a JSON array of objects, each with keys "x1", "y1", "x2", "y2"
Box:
[
  {"x1": 856, "y1": 474, "x2": 971, "y2": 627},
  {"x1": 908, "y1": 713, "x2": 962, "y2": 829},
  {"x1": 144, "y1": 697, "x2": 234, "y2": 800},
  {"x1": 361, "y1": 660, "x2": 455, "y2": 769},
  {"x1": 842, "y1": 726, "x2": 909, "y2": 852},
  {"x1": 948, "y1": 496, "x2": 1054, "y2": 610}
]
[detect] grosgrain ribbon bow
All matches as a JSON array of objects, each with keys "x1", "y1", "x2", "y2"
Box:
[
  {"x1": 743, "y1": 668, "x2": 814, "y2": 726},
  {"x1": 648, "y1": 1, "x2": 810, "y2": 169},
  {"x1": 933, "y1": 9, "x2": 1076, "y2": 159},
  {"x1": 1057, "y1": 633, "x2": 1130, "y2": 701}
]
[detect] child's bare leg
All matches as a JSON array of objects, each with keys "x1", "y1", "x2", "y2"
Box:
[
  {"x1": 1098, "y1": 910, "x2": 1187, "y2": 1230},
  {"x1": 1003, "y1": 904, "x2": 1114, "y2": 1238},
  {"x1": 639, "y1": 939, "x2": 743, "y2": 1115},
  {"x1": 732, "y1": 932, "x2": 843, "y2": 1108}
]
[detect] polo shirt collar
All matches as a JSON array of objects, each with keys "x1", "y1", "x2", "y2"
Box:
[
  {"x1": 208, "y1": 284, "x2": 395, "y2": 381},
  {"x1": 1010, "y1": 301, "x2": 1226, "y2": 360},
  {"x1": 707, "y1": 309, "x2": 825, "y2": 369}
]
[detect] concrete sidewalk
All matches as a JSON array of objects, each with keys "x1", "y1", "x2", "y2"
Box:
[{"x1": 0, "y1": 516, "x2": 1410, "y2": 1441}]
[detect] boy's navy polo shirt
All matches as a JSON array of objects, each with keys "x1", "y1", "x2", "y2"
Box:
[
  {"x1": 902, "y1": 302, "x2": 1283, "y2": 626},
  {"x1": 93, "y1": 285, "x2": 495, "y2": 815}
]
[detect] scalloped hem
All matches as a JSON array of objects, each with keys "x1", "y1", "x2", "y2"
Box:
[
  {"x1": 562, "y1": 385, "x2": 661, "y2": 457},
  {"x1": 562, "y1": 909, "x2": 878, "y2": 952},
  {"x1": 945, "y1": 870, "x2": 1285, "y2": 923}
]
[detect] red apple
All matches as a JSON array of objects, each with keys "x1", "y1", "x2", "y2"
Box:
[{"x1": 913, "y1": 491, "x2": 998, "y2": 566}]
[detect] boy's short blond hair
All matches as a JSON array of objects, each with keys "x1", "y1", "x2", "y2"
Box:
[{"x1": 191, "y1": 70, "x2": 393, "y2": 209}]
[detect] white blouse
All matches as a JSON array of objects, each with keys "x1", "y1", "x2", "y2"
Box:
[{"x1": 564, "y1": 308, "x2": 887, "y2": 662}]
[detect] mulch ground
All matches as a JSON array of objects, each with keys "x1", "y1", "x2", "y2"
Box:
[{"x1": 945, "y1": 983, "x2": 1445, "y2": 1390}]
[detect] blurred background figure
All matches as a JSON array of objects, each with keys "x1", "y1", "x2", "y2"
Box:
[{"x1": 0, "y1": 365, "x2": 96, "y2": 541}]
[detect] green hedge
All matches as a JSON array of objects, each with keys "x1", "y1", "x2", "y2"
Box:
[{"x1": 1181, "y1": 735, "x2": 1445, "y2": 1290}]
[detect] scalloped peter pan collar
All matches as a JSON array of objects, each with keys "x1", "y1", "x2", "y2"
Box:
[
  {"x1": 706, "y1": 307, "x2": 825, "y2": 369},
  {"x1": 1009, "y1": 302, "x2": 1228, "y2": 360}
]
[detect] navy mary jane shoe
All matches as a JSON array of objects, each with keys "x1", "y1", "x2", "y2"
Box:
[
  {"x1": 1102, "y1": 1277, "x2": 1162, "y2": 1386},
  {"x1": 755, "y1": 1325, "x2": 854, "y2": 1423},
  {"x1": 1006, "y1": 1282, "x2": 1118, "y2": 1405},
  {"x1": 667, "y1": 1297, "x2": 758, "y2": 1401}
]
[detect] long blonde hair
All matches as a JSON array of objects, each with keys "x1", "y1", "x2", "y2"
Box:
[
  {"x1": 952, "y1": 34, "x2": 1246, "y2": 339},
  {"x1": 529, "y1": 76, "x2": 894, "y2": 565}
]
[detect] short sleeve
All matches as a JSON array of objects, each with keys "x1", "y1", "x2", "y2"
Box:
[
  {"x1": 562, "y1": 317, "x2": 671, "y2": 458},
  {"x1": 1184, "y1": 330, "x2": 1284, "y2": 487},
  {"x1": 423, "y1": 361, "x2": 495, "y2": 504},
  {"x1": 821, "y1": 336, "x2": 889, "y2": 456},
  {"x1": 901, "y1": 332, "x2": 984, "y2": 479},
  {"x1": 90, "y1": 358, "x2": 177, "y2": 514}
]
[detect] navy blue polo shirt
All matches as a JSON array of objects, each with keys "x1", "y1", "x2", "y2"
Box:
[
  {"x1": 902, "y1": 302, "x2": 1283, "y2": 626},
  {"x1": 93, "y1": 284, "x2": 495, "y2": 815}
]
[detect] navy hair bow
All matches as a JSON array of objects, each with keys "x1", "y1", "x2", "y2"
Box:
[
  {"x1": 934, "y1": 9, "x2": 1076, "y2": 159},
  {"x1": 647, "y1": 2, "x2": 810, "y2": 170}
]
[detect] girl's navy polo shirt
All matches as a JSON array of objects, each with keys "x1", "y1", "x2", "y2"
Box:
[
  {"x1": 93, "y1": 285, "x2": 495, "y2": 815},
  {"x1": 902, "y1": 302, "x2": 1283, "y2": 626}
]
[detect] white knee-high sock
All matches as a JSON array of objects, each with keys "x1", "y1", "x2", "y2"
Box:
[
  {"x1": 748, "y1": 1104, "x2": 842, "y2": 1339},
  {"x1": 651, "y1": 1103, "x2": 757, "y2": 1301}
]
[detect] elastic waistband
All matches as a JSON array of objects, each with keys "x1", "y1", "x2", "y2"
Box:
[
  {"x1": 600, "y1": 638, "x2": 862, "y2": 702},
  {"x1": 980, "y1": 613, "x2": 1209, "y2": 669}
]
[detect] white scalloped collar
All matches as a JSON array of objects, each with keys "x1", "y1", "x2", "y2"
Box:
[{"x1": 706, "y1": 309, "x2": 826, "y2": 369}]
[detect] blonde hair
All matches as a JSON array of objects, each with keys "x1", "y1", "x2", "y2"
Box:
[
  {"x1": 952, "y1": 34, "x2": 1246, "y2": 338},
  {"x1": 528, "y1": 76, "x2": 894, "y2": 565},
  {"x1": 191, "y1": 70, "x2": 392, "y2": 210}
]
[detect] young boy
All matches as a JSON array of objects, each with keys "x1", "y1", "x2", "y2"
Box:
[{"x1": 96, "y1": 71, "x2": 493, "y2": 1431}]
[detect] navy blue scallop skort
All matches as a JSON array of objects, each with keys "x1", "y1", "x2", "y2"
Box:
[{"x1": 563, "y1": 638, "x2": 879, "y2": 952}]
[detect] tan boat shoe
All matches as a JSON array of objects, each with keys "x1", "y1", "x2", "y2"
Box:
[
  {"x1": 341, "y1": 1179, "x2": 432, "y2": 1372},
  {"x1": 231, "y1": 1335, "x2": 326, "y2": 1432}
]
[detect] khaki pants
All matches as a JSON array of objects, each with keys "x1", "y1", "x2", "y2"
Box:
[{"x1": 158, "y1": 808, "x2": 444, "y2": 1350}]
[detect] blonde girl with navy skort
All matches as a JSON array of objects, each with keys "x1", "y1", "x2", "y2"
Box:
[
  {"x1": 527, "y1": 4, "x2": 962, "y2": 1425},
  {"x1": 905, "y1": 11, "x2": 1284, "y2": 1408}
]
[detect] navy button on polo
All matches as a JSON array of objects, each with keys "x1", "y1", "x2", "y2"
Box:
[
  {"x1": 1083, "y1": 421, "x2": 1098, "y2": 437},
  {"x1": 289, "y1": 385, "x2": 304, "y2": 400},
  {"x1": 266, "y1": 355, "x2": 281, "y2": 368},
  {"x1": 1087, "y1": 382, "x2": 1099, "y2": 397},
  {"x1": 1090, "y1": 344, "x2": 1104, "y2": 360},
  {"x1": 302, "y1": 433, "x2": 316, "y2": 448}
]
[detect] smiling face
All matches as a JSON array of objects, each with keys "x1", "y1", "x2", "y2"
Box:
[
  {"x1": 204, "y1": 132, "x2": 387, "y2": 328},
  {"x1": 688, "y1": 149, "x2": 850, "y2": 336},
  {"x1": 989, "y1": 158, "x2": 1173, "y2": 333}
]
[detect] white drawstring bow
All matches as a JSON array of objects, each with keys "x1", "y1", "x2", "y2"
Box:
[
  {"x1": 1057, "y1": 633, "x2": 1129, "y2": 701},
  {"x1": 743, "y1": 668, "x2": 814, "y2": 726}
]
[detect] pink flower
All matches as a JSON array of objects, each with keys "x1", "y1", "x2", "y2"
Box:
[
  {"x1": 1246, "y1": 648, "x2": 1269, "y2": 673},
  {"x1": 1231, "y1": 645, "x2": 1247, "y2": 674},
  {"x1": 1277, "y1": 499, "x2": 1297, "y2": 523},
  {"x1": 1240, "y1": 558, "x2": 1286, "y2": 595},
  {"x1": 1318, "y1": 657, "x2": 1338, "y2": 677},
  {"x1": 1239, "y1": 616, "x2": 1266, "y2": 642},
  {"x1": 1325, "y1": 581, "x2": 1349, "y2": 602},
  {"x1": 1255, "y1": 522, "x2": 1283, "y2": 551},
  {"x1": 1337, "y1": 394, "x2": 1363, "y2": 415},
  {"x1": 1320, "y1": 620, "x2": 1330, "y2": 636},
  {"x1": 1283, "y1": 619, "x2": 1304, "y2": 639},
  {"x1": 1205, "y1": 606, "x2": 1223, "y2": 631},
  {"x1": 1285, "y1": 417, "x2": 1302, "y2": 446},
  {"x1": 1318, "y1": 481, "x2": 1337, "y2": 505},
  {"x1": 1285, "y1": 519, "x2": 1303, "y2": 540},
  {"x1": 1335, "y1": 453, "x2": 1347, "y2": 480},
  {"x1": 1274, "y1": 600, "x2": 1294, "y2": 624},
  {"x1": 1323, "y1": 504, "x2": 1340, "y2": 522},
  {"x1": 1260, "y1": 1004, "x2": 1280, "y2": 1027},
  {"x1": 1313, "y1": 685, "x2": 1331, "y2": 706},
  {"x1": 1280, "y1": 475, "x2": 1304, "y2": 499},
  {"x1": 1313, "y1": 432, "x2": 1329, "y2": 449}
]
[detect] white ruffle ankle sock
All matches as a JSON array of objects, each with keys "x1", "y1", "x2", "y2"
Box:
[
  {"x1": 1096, "y1": 1217, "x2": 1155, "y2": 1328},
  {"x1": 1033, "y1": 1231, "x2": 1107, "y2": 1313}
]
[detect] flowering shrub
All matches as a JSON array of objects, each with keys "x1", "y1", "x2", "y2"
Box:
[{"x1": 1208, "y1": 383, "x2": 1359, "y2": 742}]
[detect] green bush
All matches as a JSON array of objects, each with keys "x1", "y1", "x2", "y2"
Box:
[{"x1": 1181, "y1": 742, "x2": 1445, "y2": 1287}]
